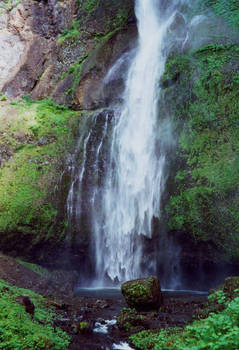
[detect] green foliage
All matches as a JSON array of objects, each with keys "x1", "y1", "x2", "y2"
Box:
[
  {"x1": 164, "y1": 44, "x2": 239, "y2": 259},
  {"x1": 58, "y1": 20, "x2": 81, "y2": 44},
  {"x1": 0, "y1": 99, "x2": 79, "y2": 243},
  {"x1": 200, "y1": 0, "x2": 239, "y2": 30},
  {"x1": 81, "y1": 0, "x2": 100, "y2": 12},
  {"x1": 121, "y1": 277, "x2": 155, "y2": 307},
  {"x1": 117, "y1": 307, "x2": 146, "y2": 331},
  {"x1": 79, "y1": 321, "x2": 89, "y2": 331},
  {"x1": 0, "y1": 279, "x2": 69, "y2": 349},
  {"x1": 0, "y1": 94, "x2": 7, "y2": 102},
  {"x1": 61, "y1": 55, "x2": 88, "y2": 97},
  {"x1": 16, "y1": 259, "x2": 50, "y2": 276},
  {"x1": 77, "y1": 0, "x2": 132, "y2": 33},
  {"x1": 0, "y1": 0, "x2": 22, "y2": 11},
  {"x1": 130, "y1": 290, "x2": 239, "y2": 350}
]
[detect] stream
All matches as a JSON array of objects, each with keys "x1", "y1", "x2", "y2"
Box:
[{"x1": 62, "y1": 288, "x2": 208, "y2": 350}]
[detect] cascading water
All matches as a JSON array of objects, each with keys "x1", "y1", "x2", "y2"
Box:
[
  {"x1": 93, "y1": 0, "x2": 179, "y2": 284},
  {"x1": 67, "y1": 0, "x2": 189, "y2": 286}
]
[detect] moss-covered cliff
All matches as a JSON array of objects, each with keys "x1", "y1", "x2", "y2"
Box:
[
  {"x1": 162, "y1": 0, "x2": 239, "y2": 264},
  {"x1": 0, "y1": 98, "x2": 79, "y2": 260},
  {"x1": 1, "y1": 0, "x2": 239, "y2": 271}
]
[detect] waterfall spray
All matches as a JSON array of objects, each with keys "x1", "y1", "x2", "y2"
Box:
[
  {"x1": 67, "y1": 0, "x2": 188, "y2": 286},
  {"x1": 92, "y1": 0, "x2": 180, "y2": 284}
]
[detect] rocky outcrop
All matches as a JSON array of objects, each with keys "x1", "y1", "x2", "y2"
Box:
[
  {"x1": 0, "y1": 0, "x2": 135, "y2": 267},
  {"x1": 0, "y1": 0, "x2": 75, "y2": 97},
  {"x1": 0, "y1": 99, "x2": 80, "y2": 264},
  {"x1": 121, "y1": 276, "x2": 163, "y2": 310},
  {"x1": 0, "y1": 0, "x2": 135, "y2": 108},
  {"x1": 34, "y1": 0, "x2": 136, "y2": 109}
]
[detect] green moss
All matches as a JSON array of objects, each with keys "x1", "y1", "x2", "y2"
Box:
[
  {"x1": 121, "y1": 281, "x2": 152, "y2": 306},
  {"x1": 163, "y1": 43, "x2": 239, "y2": 260},
  {"x1": 0, "y1": 93, "x2": 7, "y2": 101},
  {"x1": 16, "y1": 259, "x2": 50, "y2": 276},
  {"x1": 61, "y1": 55, "x2": 88, "y2": 97},
  {"x1": 199, "y1": 0, "x2": 239, "y2": 30},
  {"x1": 57, "y1": 20, "x2": 81, "y2": 44},
  {"x1": 0, "y1": 99, "x2": 80, "y2": 247},
  {"x1": 0, "y1": 0, "x2": 22, "y2": 11},
  {"x1": 0, "y1": 279, "x2": 69, "y2": 349},
  {"x1": 117, "y1": 307, "x2": 147, "y2": 331},
  {"x1": 130, "y1": 288, "x2": 239, "y2": 350}
]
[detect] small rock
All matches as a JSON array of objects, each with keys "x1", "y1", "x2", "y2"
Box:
[
  {"x1": 16, "y1": 295, "x2": 35, "y2": 317},
  {"x1": 38, "y1": 137, "x2": 48, "y2": 146}
]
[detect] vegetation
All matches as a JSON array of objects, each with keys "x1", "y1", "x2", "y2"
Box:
[
  {"x1": 0, "y1": 98, "x2": 79, "y2": 252},
  {"x1": 58, "y1": 20, "x2": 82, "y2": 44},
  {"x1": 58, "y1": 0, "x2": 132, "y2": 45},
  {"x1": 121, "y1": 276, "x2": 162, "y2": 309},
  {"x1": 199, "y1": 0, "x2": 239, "y2": 30},
  {"x1": 0, "y1": 279, "x2": 69, "y2": 349},
  {"x1": 130, "y1": 286, "x2": 239, "y2": 350},
  {"x1": 162, "y1": 42, "x2": 239, "y2": 260},
  {"x1": 117, "y1": 307, "x2": 147, "y2": 331},
  {"x1": 16, "y1": 259, "x2": 50, "y2": 276},
  {"x1": 0, "y1": 0, "x2": 22, "y2": 12}
]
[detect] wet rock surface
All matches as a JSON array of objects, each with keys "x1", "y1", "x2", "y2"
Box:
[
  {"x1": 121, "y1": 276, "x2": 163, "y2": 310},
  {"x1": 53, "y1": 291, "x2": 207, "y2": 349},
  {"x1": 0, "y1": 253, "x2": 208, "y2": 349}
]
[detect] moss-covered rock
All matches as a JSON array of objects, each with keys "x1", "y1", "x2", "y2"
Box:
[
  {"x1": 0, "y1": 98, "x2": 80, "y2": 260},
  {"x1": 162, "y1": 42, "x2": 239, "y2": 263},
  {"x1": 130, "y1": 280, "x2": 239, "y2": 350},
  {"x1": 117, "y1": 307, "x2": 148, "y2": 332},
  {"x1": 222, "y1": 276, "x2": 239, "y2": 300},
  {"x1": 121, "y1": 276, "x2": 163, "y2": 310}
]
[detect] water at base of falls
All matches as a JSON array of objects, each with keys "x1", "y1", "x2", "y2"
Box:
[{"x1": 67, "y1": 0, "x2": 191, "y2": 286}]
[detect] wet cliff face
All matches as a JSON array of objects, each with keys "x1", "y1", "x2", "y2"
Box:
[
  {"x1": 159, "y1": 0, "x2": 239, "y2": 279},
  {"x1": 0, "y1": 0, "x2": 135, "y2": 267}
]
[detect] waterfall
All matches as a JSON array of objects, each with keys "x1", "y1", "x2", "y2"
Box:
[
  {"x1": 93, "y1": 0, "x2": 180, "y2": 284},
  {"x1": 67, "y1": 0, "x2": 188, "y2": 285}
]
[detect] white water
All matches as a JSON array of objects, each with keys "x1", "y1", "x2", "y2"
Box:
[
  {"x1": 92, "y1": 0, "x2": 179, "y2": 283},
  {"x1": 66, "y1": 0, "x2": 190, "y2": 286}
]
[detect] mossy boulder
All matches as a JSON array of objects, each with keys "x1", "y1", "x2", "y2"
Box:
[
  {"x1": 121, "y1": 276, "x2": 163, "y2": 310},
  {"x1": 117, "y1": 307, "x2": 148, "y2": 332},
  {"x1": 222, "y1": 276, "x2": 239, "y2": 300}
]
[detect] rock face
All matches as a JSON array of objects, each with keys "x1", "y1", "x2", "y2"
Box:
[
  {"x1": 0, "y1": 0, "x2": 135, "y2": 268},
  {"x1": 0, "y1": 0, "x2": 75, "y2": 97},
  {"x1": 121, "y1": 276, "x2": 163, "y2": 310},
  {"x1": 0, "y1": 0, "x2": 135, "y2": 109}
]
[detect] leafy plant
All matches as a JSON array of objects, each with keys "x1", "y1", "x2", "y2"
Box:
[
  {"x1": 0, "y1": 279, "x2": 70, "y2": 349},
  {"x1": 130, "y1": 290, "x2": 239, "y2": 350}
]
